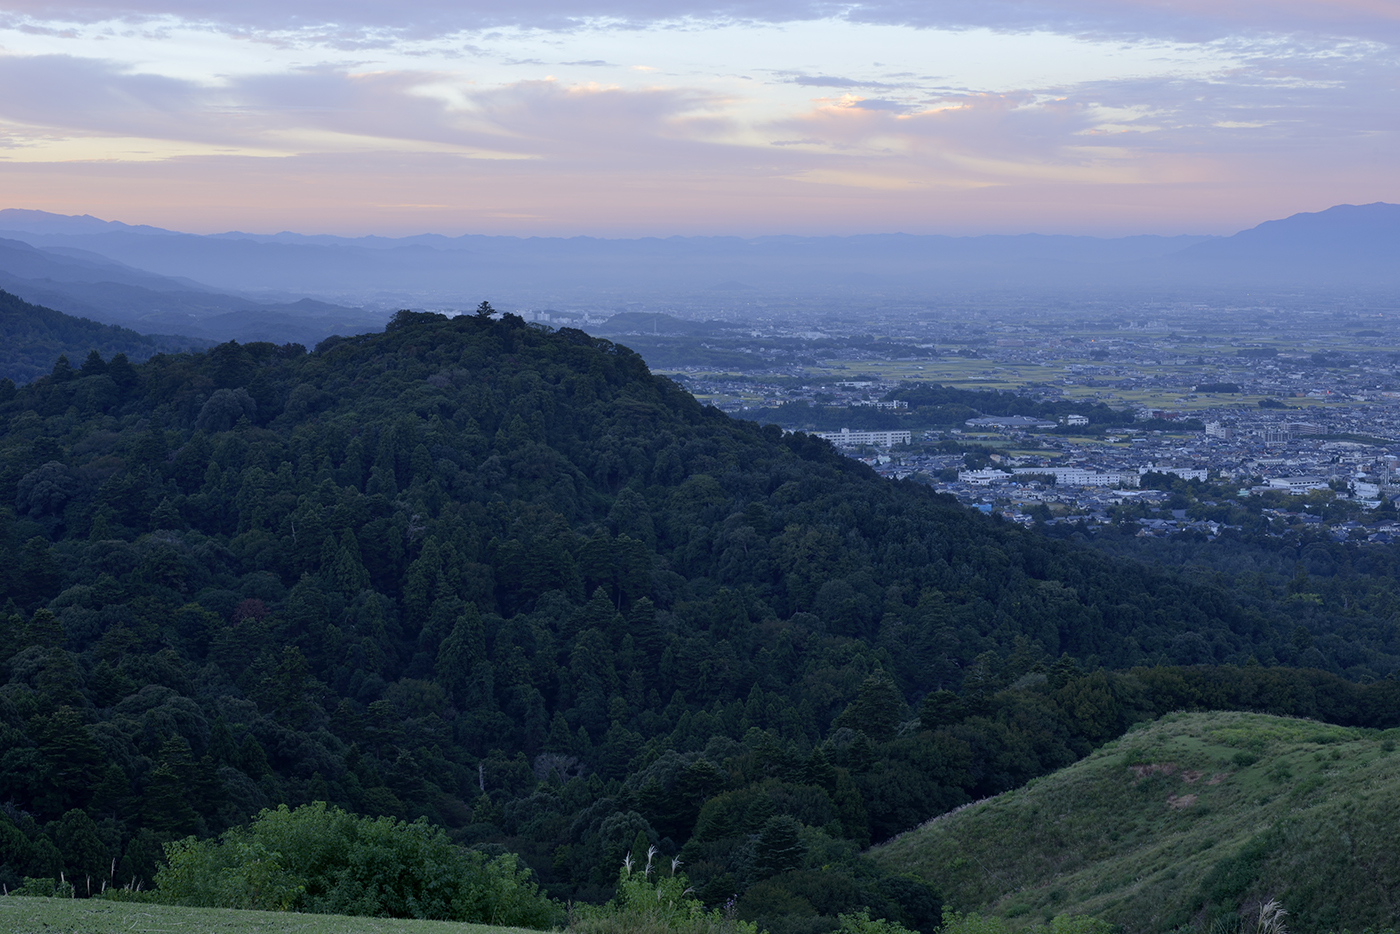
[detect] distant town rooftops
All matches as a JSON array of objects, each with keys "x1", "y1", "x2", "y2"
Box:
[{"x1": 965, "y1": 416, "x2": 1058, "y2": 430}]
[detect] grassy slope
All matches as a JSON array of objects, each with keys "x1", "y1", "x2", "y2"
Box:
[
  {"x1": 869, "y1": 711, "x2": 1400, "y2": 934},
  {"x1": 0, "y1": 897, "x2": 541, "y2": 934}
]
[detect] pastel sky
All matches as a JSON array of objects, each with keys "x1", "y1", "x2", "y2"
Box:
[{"x1": 0, "y1": 0, "x2": 1396, "y2": 236}]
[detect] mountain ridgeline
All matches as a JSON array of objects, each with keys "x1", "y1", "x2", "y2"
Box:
[
  {"x1": 0, "y1": 288, "x2": 200, "y2": 385},
  {"x1": 1, "y1": 310, "x2": 1398, "y2": 930}
]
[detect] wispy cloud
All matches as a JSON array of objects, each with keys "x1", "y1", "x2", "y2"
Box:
[
  {"x1": 791, "y1": 75, "x2": 899, "y2": 89},
  {"x1": 3, "y1": 0, "x2": 1399, "y2": 42},
  {"x1": 0, "y1": 1, "x2": 1394, "y2": 234}
]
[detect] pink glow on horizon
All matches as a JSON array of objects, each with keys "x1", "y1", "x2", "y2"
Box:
[{"x1": 2, "y1": 150, "x2": 1392, "y2": 238}]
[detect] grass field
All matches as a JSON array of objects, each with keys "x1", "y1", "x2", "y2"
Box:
[
  {"x1": 0, "y1": 897, "x2": 542, "y2": 934},
  {"x1": 870, "y1": 711, "x2": 1400, "y2": 934}
]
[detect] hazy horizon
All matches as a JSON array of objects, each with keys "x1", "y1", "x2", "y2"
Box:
[{"x1": 1, "y1": 201, "x2": 1388, "y2": 243}]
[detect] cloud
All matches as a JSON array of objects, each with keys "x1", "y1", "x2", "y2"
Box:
[
  {"x1": 0, "y1": 55, "x2": 709, "y2": 161},
  {"x1": 789, "y1": 74, "x2": 912, "y2": 91},
  {"x1": 791, "y1": 75, "x2": 861, "y2": 88},
  {"x1": 0, "y1": 1, "x2": 1396, "y2": 236},
  {"x1": 1, "y1": 0, "x2": 1398, "y2": 45},
  {"x1": 848, "y1": 98, "x2": 909, "y2": 111},
  {"x1": 0, "y1": 53, "x2": 216, "y2": 140}
]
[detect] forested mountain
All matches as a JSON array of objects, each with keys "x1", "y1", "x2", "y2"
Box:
[
  {"x1": 0, "y1": 289, "x2": 199, "y2": 385},
  {"x1": 0, "y1": 310, "x2": 1396, "y2": 931}
]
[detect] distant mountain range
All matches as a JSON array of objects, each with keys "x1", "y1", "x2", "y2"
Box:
[
  {"x1": 0, "y1": 203, "x2": 1395, "y2": 343},
  {"x1": 0, "y1": 228, "x2": 389, "y2": 347},
  {"x1": 1171, "y1": 202, "x2": 1400, "y2": 282}
]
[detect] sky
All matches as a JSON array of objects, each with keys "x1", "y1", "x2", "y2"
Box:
[{"x1": 0, "y1": 0, "x2": 1396, "y2": 237}]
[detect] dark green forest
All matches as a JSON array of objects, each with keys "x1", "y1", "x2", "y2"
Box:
[
  {"x1": 0, "y1": 290, "x2": 200, "y2": 386},
  {"x1": 1, "y1": 307, "x2": 1398, "y2": 931}
]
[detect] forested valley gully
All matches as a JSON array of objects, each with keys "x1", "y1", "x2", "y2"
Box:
[{"x1": 1, "y1": 306, "x2": 1398, "y2": 933}]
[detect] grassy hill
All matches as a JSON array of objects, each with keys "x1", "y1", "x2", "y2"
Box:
[
  {"x1": 870, "y1": 711, "x2": 1400, "y2": 934},
  {"x1": 0, "y1": 896, "x2": 538, "y2": 934}
]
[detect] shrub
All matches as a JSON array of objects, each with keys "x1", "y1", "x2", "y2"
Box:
[
  {"x1": 12, "y1": 876, "x2": 75, "y2": 898},
  {"x1": 153, "y1": 802, "x2": 558, "y2": 927},
  {"x1": 836, "y1": 909, "x2": 918, "y2": 934},
  {"x1": 570, "y1": 848, "x2": 760, "y2": 934},
  {"x1": 938, "y1": 909, "x2": 1113, "y2": 934}
]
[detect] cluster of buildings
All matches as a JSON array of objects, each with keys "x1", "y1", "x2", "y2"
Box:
[
  {"x1": 846, "y1": 411, "x2": 1400, "y2": 540},
  {"x1": 592, "y1": 300, "x2": 1400, "y2": 547},
  {"x1": 957, "y1": 464, "x2": 1207, "y2": 488}
]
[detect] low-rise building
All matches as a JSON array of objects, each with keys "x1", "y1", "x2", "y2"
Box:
[
  {"x1": 1013, "y1": 467, "x2": 1140, "y2": 487},
  {"x1": 1352, "y1": 478, "x2": 1382, "y2": 499},
  {"x1": 813, "y1": 428, "x2": 912, "y2": 447},
  {"x1": 1140, "y1": 465, "x2": 1208, "y2": 481},
  {"x1": 959, "y1": 469, "x2": 1013, "y2": 485},
  {"x1": 965, "y1": 416, "x2": 1058, "y2": 431},
  {"x1": 1266, "y1": 476, "x2": 1330, "y2": 493}
]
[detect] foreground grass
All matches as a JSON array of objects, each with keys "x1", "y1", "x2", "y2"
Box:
[
  {"x1": 870, "y1": 710, "x2": 1400, "y2": 934},
  {"x1": 0, "y1": 896, "x2": 544, "y2": 934}
]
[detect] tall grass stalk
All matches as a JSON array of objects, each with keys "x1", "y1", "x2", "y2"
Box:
[{"x1": 567, "y1": 852, "x2": 758, "y2": 934}]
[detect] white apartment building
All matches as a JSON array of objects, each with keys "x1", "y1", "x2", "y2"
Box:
[
  {"x1": 1013, "y1": 467, "x2": 1140, "y2": 487},
  {"x1": 813, "y1": 428, "x2": 912, "y2": 447},
  {"x1": 1266, "y1": 476, "x2": 1330, "y2": 493},
  {"x1": 1140, "y1": 465, "x2": 1208, "y2": 481},
  {"x1": 958, "y1": 469, "x2": 1014, "y2": 485},
  {"x1": 1353, "y1": 479, "x2": 1382, "y2": 499}
]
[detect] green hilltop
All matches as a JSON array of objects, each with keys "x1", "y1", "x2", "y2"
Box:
[{"x1": 870, "y1": 710, "x2": 1400, "y2": 934}]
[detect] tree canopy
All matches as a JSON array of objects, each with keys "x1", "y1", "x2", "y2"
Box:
[{"x1": 0, "y1": 309, "x2": 1395, "y2": 932}]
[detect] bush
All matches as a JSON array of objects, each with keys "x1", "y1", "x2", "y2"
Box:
[
  {"x1": 570, "y1": 849, "x2": 761, "y2": 934},
  {"x1": 938, "y1": 910, "x2": 1112, "y2": 934},
  {"x1": 837, "y1": 909, "x2": 917, "y2": 934},
  {"x1": 12, "y1": 876, "x2": 75, "y2": 898},
  {"x1": 153, "y1": 802, "x2": 558, "y2": 927}
]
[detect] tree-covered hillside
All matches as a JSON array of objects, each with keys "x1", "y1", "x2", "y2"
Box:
[
  {"x1": 0, "y1": 310, "x2": 1395, "y2": 931},
  {"x1": 0, "y1": 289, "x2": 200, "y2": 385}
]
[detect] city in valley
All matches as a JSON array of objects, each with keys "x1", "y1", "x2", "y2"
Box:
[{"x1": 581, "y1": 300, "x2": 1400, "y2": 542}]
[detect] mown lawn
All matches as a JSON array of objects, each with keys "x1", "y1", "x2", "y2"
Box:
[{"x1": 0, "y1": 897, "x2": 546, "y2": 934}]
